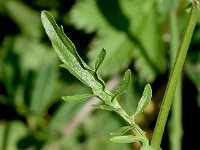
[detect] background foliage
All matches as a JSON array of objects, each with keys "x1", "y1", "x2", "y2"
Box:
[{"x1": 0, "y1": 0, "x2": 200, "y2": 149}]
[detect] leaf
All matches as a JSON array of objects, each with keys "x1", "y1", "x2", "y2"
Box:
[
  {"x1": 12, "y1": 36, "x2": 56, "y2": 73},
  {"x1": 88, "y1": 28, "x2": 134, "y2": 77},
  {"x1": 41, "y1": 11, "x2": 91, "y2": 71},
  {"x1": 130, "y1": 9, "x2": 166, "y2": 82},
  {"x1": 185, "y1": 53, "x2": 200, "y2": 108},
  {"x1": 5, "y1": 0, "x2": 41, "y2": 37},
  {"x1": 95, "y1": 48, "x2": 106, "y2": 72},
  {"x1": 48, "y1": 102, "x2": 83, "y2": 131},
  {"x1": 113, "y1": 69, "x2": 131, "y2": 97},
  {"x1": 60, "y1": 63, "x2": 102, "y2": 90},
  {"x1": 30, "y1": 62, "x2": 57, "y2": 114},
  {"x1": 0, "y1": 121, "x2": 28, "y2": 150},
  {"x1": 92, "y1": 104, "x2": 116, "y2": 111},
  {"x1": 68, "y1": 0, "x2": 108, "y2": 33},
  {"x1": 110, "y1": 126, "x2": 133, "y2": 136},
  {"x1": 41, "y1": 11, "x2": 104, "y2": 90},
  {"x1": 156, "y1": 0, "x2": 179, "y2": 13},
  {"x1": 62, "y1": 94, "x2": 94, "y2": 103},
  {"x1": 110, "y1": 135, "x2": 141, "y2": 143},
  {"x1": 132, "y1": 84, "x2": 152, "y2": 118},
  {"x1": 69, "y1": 0, "x2": 166, "y2": 81}
]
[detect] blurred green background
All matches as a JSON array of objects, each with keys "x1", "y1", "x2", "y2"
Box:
[{"x1": 0, "y1": 0, "x2": 200, "y2": 149}]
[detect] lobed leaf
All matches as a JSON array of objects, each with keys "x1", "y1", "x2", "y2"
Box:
[
  {"x1": 62, "y1": 94, "x2": 94, "y2": 103},
  {"x1": 41, "y1": 11, "x2": 106, "y2": 91},
  {"x1": 68, "y1": 0, "x2": 108, "y2": 33},
  {"x1": 41, "y1": 10, "x2": 91, "y2": 71}
]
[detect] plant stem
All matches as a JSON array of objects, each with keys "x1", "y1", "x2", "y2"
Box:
[
  {"x1": 150, "y1": 1, "x2": 200, "y2": 149},
  {"x1": 169, "y1": 80, "x2": 182, "y2": 150},
  {"x1": 168, "y1": 12, "x2": 183, "y2": 150},
  {"x1": 2, "y1": 122, "x2": 10, "y2": 150}
]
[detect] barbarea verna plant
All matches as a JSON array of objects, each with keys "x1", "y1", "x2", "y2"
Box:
[{"x1": 41, "y1": 0, "x2": 200, "y2": 149}]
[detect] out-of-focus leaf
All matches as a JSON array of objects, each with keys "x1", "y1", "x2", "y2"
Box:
[
  {"x1": 17, "y1": 134, "x2": 44, "y2": 150},
  {"x1": 113, "y1": 69, "x2": 131, "y2": 98},
  {"x1": 62, "y1": 94, "x2": 94, "y2": 102},
  {"x1": 30, "y1": 62, "x2": 58, "y2": 115},
  {"x1": 132, "y1": 84, "x2": 152, "y2": 118},
  {"x1": 129, "y1": 9, "x2": 166, "y2": 82},
  {"x1": 49, "y1": 111, "x2": 130, "y2": 150},
  {"x1": 0, "y1": 121, "x2": 28, "y2": 150},
  {"x1": 157, "y1": 0, "x2": 179, "y2": 13},
  {"x1": 5, "y1": 0, "x2": 42, "y2": 37},
  {"x1": 68, "y1": 0, "x2": 108, "y2": 33},
  {"x1": 12, "y1": 36, "x2": 56, "y2": 73},
  {"x1": 185, "y1": 55, "x2": 200, "y2": 108},
  {"x1": 0, "y1": 37, "x2": 16, "y2": 98},
  {"x1": 92, "y1": 104, "x2": 116, "y2": 111},
  {"x1": 110, "y1": 135, "x2": 140, "y2": 143},
  {"x1": 48, "y1": 102, "x2": 83, "y2": 131}
]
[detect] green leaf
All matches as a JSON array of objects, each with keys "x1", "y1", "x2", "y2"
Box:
[
  {"x1": 95, "y1": 48, "x2": 106, "y2": 72},
  {"x1": 70, "y1": 0, "x2": 166, "y2": 81},
  {"x1": 5, "y1": 0, "x2": 41, "y2": 37},
  {"x1": 68, "y1": 0, "x2": 108, "y2": 33},
  {"x1": 12, "y1": 36, "x2": 56, "y2": 73},
  {"x1": 185, "y1": 53, "x2": 200, "y2": 108},
  {"x1": 92, "y1": 104, "x2": 116, "y2": 111},
  {"x1": 110, "y1": 126, "x2": 133, "y2": 136},
  {"x1": 41, "y1": 11, "x2": 105, "y2": 90},
  {"x1": 113, "y1": 69, "x2": 131, "y2": 97},
  {"x1": 157, "y1": 0, "x2": 179, "y2": 13},
  {"x1": 130, "y1": 8, "x2": 166, "y2": 82},
  {"x1": 0, "y1": 121, "x2": 28, "y2": 150},
  {"x1": 48, "y1": 102, "x2": 83, "y2": 131},
  {"x1": 62, "y1": 94, "x2": 94, "y2": 103},
  {"x1": 30, "y1": 62, "x2": 57, "y2": 114},
  {"x1": 110, "y1": 135, "x2": 141, "y2": 143},
  {"x1": 132, "y1": 84, "x2": 152, "y2": 118},
  {"x1": 88, "y1": 29, "x2": 134, "y2": 77},
  {"x1": 41, "y1": 10, "x2": 91, "y2": 71}
]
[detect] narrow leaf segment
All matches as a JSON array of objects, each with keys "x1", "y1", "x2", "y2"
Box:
[
  {"x1": 131, "y1": 84, "x2": 152, "y2": 121},
  {"x1": 95, "y1": 48, "x2": 106, "y2": 72},
  {"x1": 113, "y1": 69, "x2": 131, "y2": 98},
  {"x1": 92, "y1": 104, "x2": 116, "y2": 111},
  {"x1": 62, "y1": 94, "x2": 94, "y2": 103}
]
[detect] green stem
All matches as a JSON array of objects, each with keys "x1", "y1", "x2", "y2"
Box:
[
  {"x1": 151, "y1": 2, "x2": 200, "y2": 149},
  {"x1": 168, "y1": 12, "x2": 183, "y2": 150},
  {"x1": 169, "y1": 80, "x2": 182, "y2": 150},
  {"x1": 2, "y1": 122, "x2": 10, "y2": 150}
]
